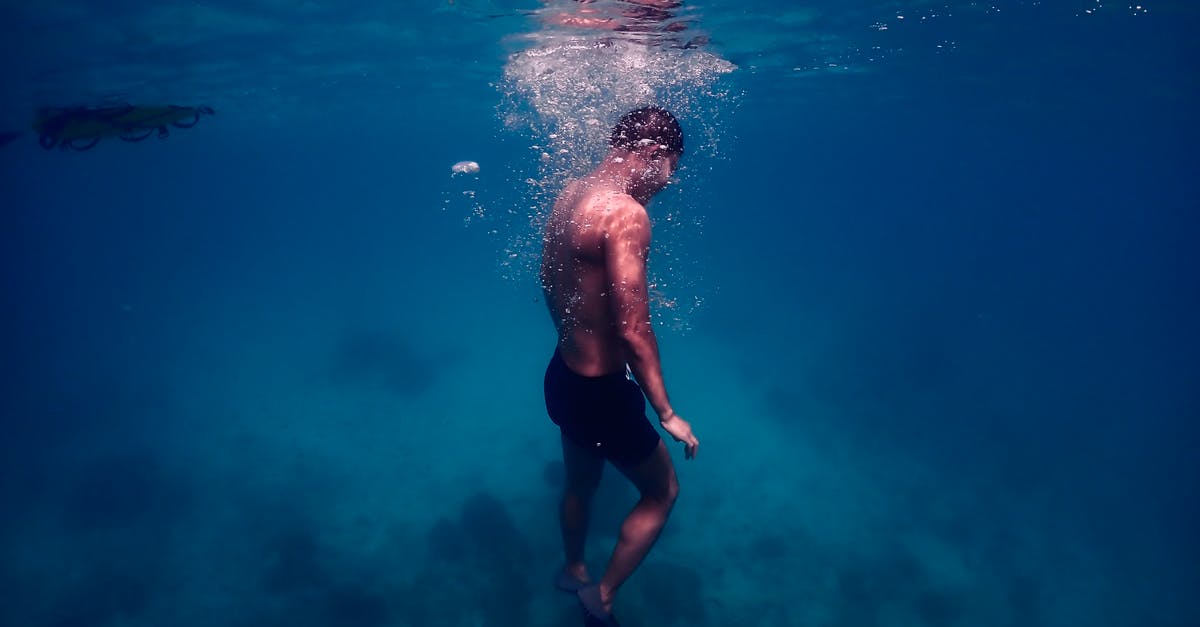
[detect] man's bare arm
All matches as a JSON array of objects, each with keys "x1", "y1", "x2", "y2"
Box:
[
  {"x1": 605, "y1": 200, "x2": 699, "y2": 459},
  {"x1": 605, "y1": 202, "x2": 673, "y2": 418}
]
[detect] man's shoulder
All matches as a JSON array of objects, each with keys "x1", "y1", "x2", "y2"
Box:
[
  {"x1": 597, "y1": 198, "x2": 651, "y2": 253},
  {"x1": 591, "y1": 192, "x2": 648, "y2": 226}
]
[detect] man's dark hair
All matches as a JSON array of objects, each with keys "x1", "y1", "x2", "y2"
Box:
[{"x1": 610, "y1": 106, "x2": 684, "y2": 156}]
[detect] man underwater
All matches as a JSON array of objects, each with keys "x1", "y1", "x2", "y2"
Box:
[{"x1": 541, "y1": 105, "x2": 700, "y2": 626}]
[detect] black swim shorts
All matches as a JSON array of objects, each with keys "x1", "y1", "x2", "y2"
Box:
[{"x1": 544, "y1": 349, "x2": 661, "y2": 468}]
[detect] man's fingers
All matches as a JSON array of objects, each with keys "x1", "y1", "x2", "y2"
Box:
[{"x1": 665, "y1": 423, "x2": 697, "y2": 460}]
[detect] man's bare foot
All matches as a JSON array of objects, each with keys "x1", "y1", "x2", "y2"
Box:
[
  {"x1": 579, "y1": 584, "x2": 619, "y2": 625},
  {"x1": 597, "y1": 583, "x2": 614, "y2": 614},
  {"x1": 555, "y1": 563, "x2": 591, "y2": 593}
]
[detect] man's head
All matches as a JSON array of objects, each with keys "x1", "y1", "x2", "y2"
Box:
[
  {"x1": 610, "y1": 105, "x2": 684, "y2": 158},
  {"x1": 609, "y1": 106, "x2": 683, "y2": 201}
]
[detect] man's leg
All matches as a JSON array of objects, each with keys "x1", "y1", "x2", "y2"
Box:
[
  {"x1": 561, "y1": 432, "x2": 605, "y2": 584},
  {"x1": 596, "y1": 440, "x2": 679, "y2": 610}
]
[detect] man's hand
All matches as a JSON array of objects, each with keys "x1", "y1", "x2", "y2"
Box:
[{"x1": 660, "y1": 413, "x2": 699, "y2": 460}]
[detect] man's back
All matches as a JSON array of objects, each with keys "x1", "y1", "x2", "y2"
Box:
[{"x1": 541, "y1": 179, "x2": 648, "y2": 377}]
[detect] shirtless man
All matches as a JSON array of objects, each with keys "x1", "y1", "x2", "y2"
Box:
[{"x1": 541, "y1": 106, "x2": 700, "y2": 626}]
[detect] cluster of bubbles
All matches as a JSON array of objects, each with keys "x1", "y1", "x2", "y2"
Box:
[
  {"x1": 501, "y1": 37, "x2": 735, "y2": 174},
  {"x1": 492, "y1": 10, "x2": 738, "y2": 330}
]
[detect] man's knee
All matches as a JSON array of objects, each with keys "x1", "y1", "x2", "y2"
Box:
[
  {"x1": 649, "y1": 473, "x2": 679, "y2": 508},
  {"x1": 664, "y1": 474, "x2": 680, "y2": 506}
]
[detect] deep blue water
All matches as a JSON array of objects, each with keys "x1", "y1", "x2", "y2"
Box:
[{"x1": 1, "y1": 2, "x2": 1196, "y2": 626}]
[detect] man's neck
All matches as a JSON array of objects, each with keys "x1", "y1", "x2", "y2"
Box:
[{"x1": 588, "y1": 151, "x2": 652, "y2": 204}]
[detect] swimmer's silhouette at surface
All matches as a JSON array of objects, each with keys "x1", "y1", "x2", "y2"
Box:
[
  {"x1": 542, "y1": 0, "x2": 708, "y2": 49},
  {"x1": 541, "y1": 106, "x2": 700, "y2": 626}
]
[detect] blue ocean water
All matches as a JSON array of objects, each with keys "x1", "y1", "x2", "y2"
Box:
[{"x1": 0, "y1": 1, "x2": 1196, "y2": 626}]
